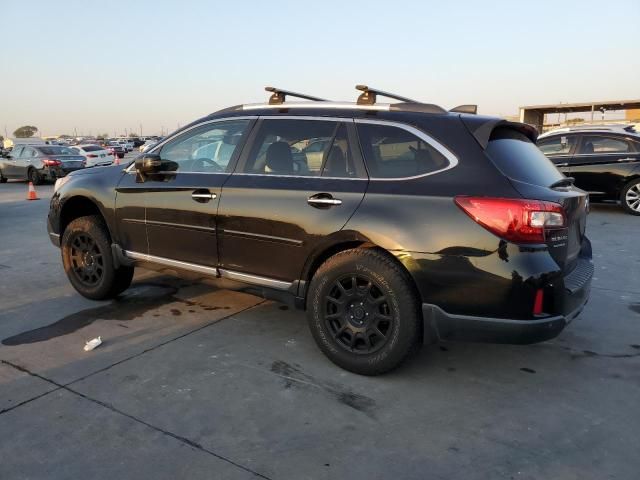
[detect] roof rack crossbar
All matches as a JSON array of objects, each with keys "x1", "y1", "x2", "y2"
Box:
[
  {"x1": 355, "y1": 85, "x2": 419, "y2": 105},
  {"x1": 265, "y1": 86, "x2": 327, "y2": 105}
]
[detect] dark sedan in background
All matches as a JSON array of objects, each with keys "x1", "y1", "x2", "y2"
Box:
[
  {"x1": 538, "y1": 125, "x2": 640, "y2": 215},
  {"x1": 0, "y1": 145, "x2": 86, "y2": 184}
]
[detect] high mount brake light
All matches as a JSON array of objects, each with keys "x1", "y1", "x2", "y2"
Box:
[
  {"x1": 42, "y1": 158, "x2": 62, "y2": 167},
  {"x1": 454, "y1": 197, "x2": 566, "y2": 244}
]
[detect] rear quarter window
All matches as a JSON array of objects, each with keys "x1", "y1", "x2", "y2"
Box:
[{"x1": 486, "y1": 128, "x2": 564, "y2": 187}]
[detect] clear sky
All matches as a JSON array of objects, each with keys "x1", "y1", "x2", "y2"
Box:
[{"x1": 1, "y1": 0, "x2": 639, "y2": 137}]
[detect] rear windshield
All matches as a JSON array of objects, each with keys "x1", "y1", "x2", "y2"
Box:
[
  {"x1": 486, "y1": 128, "x2": 564, "y2": 187},
  {"x1": 36, "y1": 146, "x2": 78, "y2": 156},
  {"x1": 81, "y1": 145, "x2": 103, "y2": 152}
]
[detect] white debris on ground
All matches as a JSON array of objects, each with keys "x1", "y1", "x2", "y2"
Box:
[{"x1": 83, "y1": 336, "x2": 102, "y2": 352}]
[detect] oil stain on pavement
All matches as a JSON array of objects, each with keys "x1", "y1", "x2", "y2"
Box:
[{"x1": 2, "y1": 283, "x2": 179, "y2": 346}]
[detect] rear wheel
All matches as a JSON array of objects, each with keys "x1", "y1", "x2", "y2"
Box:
[
  {"x1": 621, "y1": 178, "x2": 640, "y2": 216},
  {"x1": 306, "y1": 248, "x2": 422, "y2": 375},
  {"x1": 0, "y1": 170, "x2": 7, "y2": 183},
  {"x1": 61, "y1": 215, "x2": 134, "y2": 299},
  {"x1": 28, "y1": 168, "x2": 42, "y2": 185}
]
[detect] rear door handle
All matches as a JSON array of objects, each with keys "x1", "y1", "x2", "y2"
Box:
[
  {"x1": 307, "y1": 193, "x2": 342, "y2": 207},
  {"x1": 191, "y1": 190, "x2": 217, "y2": 203},
  {"x1": 556, "y1": 162, "x2": 569, "y2": 167}
]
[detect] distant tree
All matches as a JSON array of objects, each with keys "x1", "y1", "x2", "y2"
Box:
[
  {"x1": 0, "y1": 135, "x2": 4, "y2": 144},
  {"x1": 128, "y1": 132, "x2": 139, "y2": 138},
  {"x1": 566, "y1": 118, "x2": 585, "y2": 125},
  {"x1": 13, "y1": 126, "x2": 39, "y2": 138},
  {"x1": 96, "y1": 132, "x2": 109, "y2": 140}
]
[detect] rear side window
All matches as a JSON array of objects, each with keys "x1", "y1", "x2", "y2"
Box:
[
  {"x1": 486, "y1": 128, "x2": 564, "y2": 186},
  {"x1": 242, "y1": 119, "x2": 357, "y2": 178},
  {"x1": 356, "y1": 123, "x2": 450, "y2": 178},
  {"x1": 81, "y1": 145, "x2": 103, "y2": 152},
  {"x1": 579, "y1": 135, "x2": 631, "y2": 154}
]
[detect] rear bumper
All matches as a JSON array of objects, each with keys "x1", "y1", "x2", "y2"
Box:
[
  {"x1": 41, "y1": 166, "x2": 84, "y2": 180},
  {"x1": 422, "y1": 256, "x2": 592, "y2": 344},
  {"x1": 423, "y1": 300, "x2": 587, "y2": 345}
]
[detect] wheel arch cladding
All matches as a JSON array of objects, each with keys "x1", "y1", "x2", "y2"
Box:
[{"x1": 60, "y1": 196, "x2": 110, "y2": 240}]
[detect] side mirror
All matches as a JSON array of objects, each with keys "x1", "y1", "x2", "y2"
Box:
[{"x1": 135, "y1": 154, "x2": 163, "y2": 174}]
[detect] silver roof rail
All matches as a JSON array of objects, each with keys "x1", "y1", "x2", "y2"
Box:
[{"x1": 265, "y1": 86, "x2": 327, "y2": 105}]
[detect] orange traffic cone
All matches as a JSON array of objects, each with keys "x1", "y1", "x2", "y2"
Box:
[{"x1": 27, "y1": 181, "x2": 39, "y2": 201}]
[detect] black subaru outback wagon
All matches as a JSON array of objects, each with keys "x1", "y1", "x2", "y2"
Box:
[{"x1": 47, "y1": 86, "x2": 593, "y2": 375}]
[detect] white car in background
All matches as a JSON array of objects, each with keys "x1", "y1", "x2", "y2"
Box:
[
  {"x1": 71, "y1": 144, "x2": 114, "y2": 167},
  {"x1": 116, "y1": 139, "x2": 134, "y2": 152},
  {"x1": 139, "y1": 139, "x2": 159, "y2": 152}
]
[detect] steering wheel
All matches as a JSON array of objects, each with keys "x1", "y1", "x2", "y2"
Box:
[{"x1": 187, "y1": 157, "x2": 224, "y2": 172}]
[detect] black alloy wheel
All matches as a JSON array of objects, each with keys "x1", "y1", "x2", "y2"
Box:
[
  {"x1": 324, "y1": 274, "x2": 394, "y2": 354},
  {"x1": 68, "y1": 232, "x2": 105, "y2": 286}
]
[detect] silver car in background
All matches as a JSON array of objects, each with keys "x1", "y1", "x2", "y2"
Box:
[{"x1": 0, "y1": 145, "x2": 85, "y2": 184}]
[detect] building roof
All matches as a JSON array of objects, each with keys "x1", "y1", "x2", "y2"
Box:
[{"x1": 520, "y1": 100, "x2": 640, "y2": 114}]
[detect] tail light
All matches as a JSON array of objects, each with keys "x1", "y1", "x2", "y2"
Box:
[
  {"x1": 42, "y1": 158, "x2": 62, "y2": 167},
  {"x1": 87, "y1": 154, "x2": 98, "y2": 158},
  {"x1": 454, "y1": 197, "x2": 566, "y2": 244}
]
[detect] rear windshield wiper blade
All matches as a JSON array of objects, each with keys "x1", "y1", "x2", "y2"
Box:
[{"x1": 550, "y1": 177, "x2": 575, "y2": 189}]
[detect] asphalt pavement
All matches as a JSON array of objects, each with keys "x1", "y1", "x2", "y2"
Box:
[{"x1": 0, "y1": 169, "x2": 639, "y2": 480}]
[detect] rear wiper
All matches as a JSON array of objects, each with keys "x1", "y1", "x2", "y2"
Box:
[{"x1": 550, "y1": 177, "x2": 575, "y2": 189}]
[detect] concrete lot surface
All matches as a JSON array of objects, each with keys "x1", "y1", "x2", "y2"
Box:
[{"x1": 1, "y1": 171, "x2": 639, "y2": 479}]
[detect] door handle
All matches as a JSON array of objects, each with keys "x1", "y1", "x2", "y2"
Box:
[
  {"x1": 556, "y1": 162, "x2": 569, "y2": 167},
  {"x1": 617, "y1": 157, "x2": 634, "y2": 162},
  {"x1": 308, "y1": 193, "x2": 342, "y2": 207},
  {"x1": 191, "y1": 191, "x2": 217, "y2": 202}
]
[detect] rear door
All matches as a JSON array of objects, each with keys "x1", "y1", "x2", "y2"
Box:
[
  {"x1": 570, "y1": 134, "x2": 640, "y2": 197},
  {"x1": 19, "y1": 147, "x2": 38, "y2": 179},
  {"x1": 217, "y1": 117, "x2": 368, "y2": 284}
]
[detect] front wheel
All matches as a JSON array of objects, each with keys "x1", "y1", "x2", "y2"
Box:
[
  {"x1": 306, "y1": 248, "x2": 422, "y2": 375},
  {"x1": 621, "y1": 178, "x2": 640, "y2": 215},
  {"x1": 61, "y1": 215, "x2": 134, "y2": 299}
]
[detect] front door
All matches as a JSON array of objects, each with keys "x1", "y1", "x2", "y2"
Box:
[
  {"x1": 537, "y1": 134, "x2": 577, "y2": 176},
  {"x1": 217, "y1": 117, "x2": 368, "y2": 284},
  {"x1": 142, "y1": 118, "x2": 254, "y2": 267}
]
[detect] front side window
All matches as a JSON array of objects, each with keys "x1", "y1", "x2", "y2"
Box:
[
  {"x1": 242, "y1": 119, "x2": 356, "y2": 178},
  {"x1": 538, "y1": 135, "x2": 576, "y2": 156},
  {"x1": 356, "y1": 123, "x2": 450, "y2": 178},
  {"x1": 11, "y1": 146, "x2": 24, "y2": 157},
  {"x1": 159, "y1": 119, "x2": 250, "y2": 173},
  {"x1": 579, "y1": 135, "x2": 631, "y2": 154}
]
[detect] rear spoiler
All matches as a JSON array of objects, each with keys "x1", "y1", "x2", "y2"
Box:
[{"x1": 460, "y1": 116, "x2": 538, "y2": 149}]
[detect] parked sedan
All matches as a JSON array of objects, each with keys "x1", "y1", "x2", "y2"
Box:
[
  {"x1": 71, "y1": 144, "x2": 115, "y2": 167},
  {"x1": 0, "y1": 145, "x2": 85, "y2": 184},
  {"x1": 105, "y1": 142, "x2": 127, "y2": 159},
  {"x1": 538, "y1": 125, "x2": 640, "y2": 215}
]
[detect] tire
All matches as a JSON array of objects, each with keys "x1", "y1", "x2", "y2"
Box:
[
  {"x1": 621, "y1": 178, "x2": 640, "y2": 216},
  {"x1": 61, "y1": 215, "x2": 134, "y2": 300},
  {"x1": 306, "y1": 248, "x2": 422, "y2": 375},
  {"x1": 28, "y1": 168, "x2": 42, "y2": 185},
  {"x1": 0, "y1": 172, "x2": 7, "y2": 183}
]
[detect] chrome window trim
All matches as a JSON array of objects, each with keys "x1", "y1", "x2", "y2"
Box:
[
  {"x1": 231, "y1": 172, "x2": 367, "y2": 180},
  {"x1": 122, "y1": 250, "x2": 292, "y2": 290},
  {"x1": 125, "y1": 116, "x2": 258, "y2": 174},
  {"x1": 354, "y1": 118, "x2": 459, "y2": 181},
  {"x1": 242, "y1": 102, "x2": 390, "y2": 111}
]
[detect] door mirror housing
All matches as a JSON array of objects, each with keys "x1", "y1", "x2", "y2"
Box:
[{"x1": 135, "y1": 154, "x2": 163, "y2": 174}]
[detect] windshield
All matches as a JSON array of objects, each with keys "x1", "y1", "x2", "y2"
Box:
[
  {"x1": 486, "y1": 128, "x2": 564, "y2": 187},
  {"x1": 36, "y1": 146, "x2": 79, "y2": 156}
]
